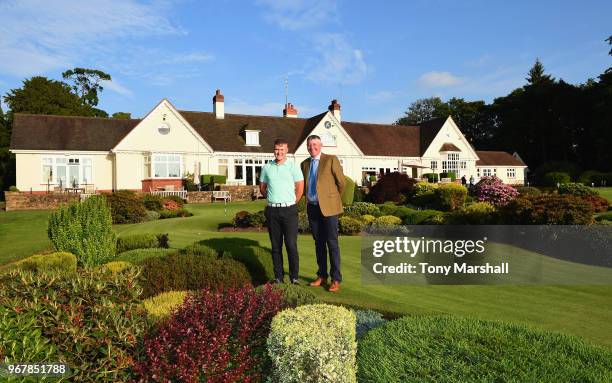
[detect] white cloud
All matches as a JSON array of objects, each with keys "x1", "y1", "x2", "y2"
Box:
[
  {"x1": 465, "y1": 54, "x2": 494, "y2": 68},
  {"x1": 417, "y1": 71, "x2": 465, "y2": 88},
  {"x1": 162, "y1": 53, "x2": 216, "y2": 64},
  {"x1": 306, "y1": 34, "x2": 367, "y2": 85},
  {"x1": 100, "y1": 79, "x2": 132, "y2": 97},
  {"x1": 255, "y1": 0, "x2": 339, "y2": 30},
  {"x1": 367, "y1": 90, "x2": 402, "y2": 103}
]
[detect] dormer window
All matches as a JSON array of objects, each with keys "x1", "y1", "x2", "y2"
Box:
[{"x1": 245, "y1": 130, "x2": 260, "y2": 146}]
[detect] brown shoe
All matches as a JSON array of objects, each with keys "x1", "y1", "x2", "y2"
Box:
[
  {"x1": 328, "y1": 281, "x2": 340, "y2": 292},
  {"x1": 309, "y1": 277, "x2": 327, "y2": 287}
]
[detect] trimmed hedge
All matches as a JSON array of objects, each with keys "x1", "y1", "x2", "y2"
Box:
[
  {"x1": 105, "y1": 190, "x2": 147, "y2": 224},
  {"x1": 230, "y1": 246, "x2": 276, "y2": 285},
  {"x1": 257, "y1": 283, "x2": 320, "y2": 307},
  {"x1": 142, "y1": 290, "x2": 189, "y2": 321},
  {"x1": 434, "y1": 183, "x2": 467, "y2": 211},
  {"x1": 103, "y1": 261, "x2": 134, "y2": 273},
  {"x1": 116, "y1": 233, "x2": 159, "y2": 254},
  {"x1": 8, "y1": 252, "x2": 77, "y2": 275},
  {"x1": 115, "y1": 248, "x2": 177, "y2": 265},
  {"x1": 500, "y1": 194, "x2": 594, "y2": 225},
  {"x1": 439, "y1": 171, "x2": 457, "y2": 181},
  {"x1": 558, "y1": 182, "x2": 598, "y2": 197},
  {"x1": 341, "y1": 176, "x2": 356, "y2": 206},
  {"x1": 422, "y1": 173, "x2": 439, "y2": 183},
  {"x1": 267, "y1": 304, "x2": 357, "y2": 383},
  {"x1": 357, "y1": 315, "x2": 612, "y2": 383},
  {"x1": 139, "y1": 253, "x2": 251, "y2": 298},
  {"x1": 159, "y1": 208, "x2": 192, "y2": 219},
  {"x1": 402, "y1": 209, "x2": 445, "y2": 225},
  {"x1": 344, "y1": 202, "x2": 380, "y2": 217},
  {"x1": 449, "y1": 202, "x2": 497, "y2": 225},
  {"x1": 48, "y1": 195, "x2": 116, "y2": 266}
]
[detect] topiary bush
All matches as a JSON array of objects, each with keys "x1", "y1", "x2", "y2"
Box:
[
  {"x1": 341, "y1": 176, "x2": 356, "y2": 206},
  {"x1": 267, "y1": 304, "x2": 357, "y2": 383},
  {"x1": 142, "y1": 290, "x2": 189, "y2": 321},
  {"x1": 230, "y1": 246, "x2": 276, "y2": 285},
  {"x1": 355, "y1": 309, "x2": 387, "y2": 339},
  {"x1": 48, "y1": 195, "x2": 116, "y2": 266},
  {"x1": 434, "y1": 183, "x2": 467, "y2": 211},
  {"x1": 105, "y1": 190, "x2": 147, "y2": 224},
  {"x1": 11, "y1": 252, "x2": 77, "y2": 275},
  {"x1": 133, "y1": 285, "x2": 284, "y2": 383},
  {"x1": 474, "y1": 176, "x2": 519, "y2": 207},
  {"x1": 439, "y1": 171, "x2": 457, "y2": 181},
  {"x1": 542, "y1": 171, "x2": 571, "y2": 186},
  {"x1": 143, "y1": 193, "x2": 163, "y2": 211},
  {"x1": 357, "y1": 315, "x2": 612, "y2": 383},
  {"x1": 0, "y1": 267, "x2": 147, "y2": 382},
  {"x1": 422, "y1": 173, "x2": 439, "y2": 183},
  {"x1": 500, "y1": 195, "x2": 594, "y2": 225},
  {"x1": 368, "y1": 172, "x2": 416, "y2": 204},
  {"x1": 116, "y1": 233, "x2": 159, "y2": 254},
  {"x1": 558, "y1": 182, "x2": 598, "y2": 197},
  {"x1": 257, "y1": 283, "x2": 320, "y2": 308},
  {"x1": 339, "y1": 216, "x2": 363, "y2": 235},
  {"x1": 139, "y1": 253, "x2": 251, "y2": 298},
  {"x1": 115, "y1": 248, "x2": 177, "y2": 264},
  {"x1": 448, "y1": 202, "x2": 497, "y2": 225}
]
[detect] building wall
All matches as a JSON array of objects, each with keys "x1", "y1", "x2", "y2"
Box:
[{"x1": 476, "y1": 166, "x2": 527, "y2": 185}]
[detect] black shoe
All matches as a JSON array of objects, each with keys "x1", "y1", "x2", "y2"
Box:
[{"x1": 290, "y1": 279, "x2": 300, "y2": 285}]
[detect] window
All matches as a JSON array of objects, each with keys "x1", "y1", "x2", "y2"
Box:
[
  {"x1": 82, "y1": 158, "x2": 92, "y2": 184},
  {"x1": 430, "y1": 161, "x2": 438, "y2": 171},
  {"x1": 477, "y1": 168, "x2": 481, "y2": 177},
  {"x1": 234, "y1": 159, "x2": 243, "y2": 179},
  {"x1": 459, "y1": 161, "x2": 467, "y2": 170},
  {"x1": 218, "y1": 159, "x2": 228, "y2": 177},
  {"x1": 321, "y1": 132, "x2": 337, "y2": 147},
  {"x1": 42, "y1": 158, "x2": 53, "y2": 183},
  {"x1": 154, "y1": 154, "x2": 181, "y2": 178},
  {"x1": 144, "y1": 155, "x2": 151, "y2": 178},
  {"x1": 483, "y1": 168, "x2": 492, "y2": 177},
  {"x1": 442, "y1": 152, "x2": 459, "y2": 174},
  {"x1": 507, "y1": 168, "x2": 516, "y2": 178},
  {"x1": 42, "y1": 156, "x2": 92, "y2": 186},
  {"x1": 245, "y1": 131, "x2": 260, "y2": 146}
]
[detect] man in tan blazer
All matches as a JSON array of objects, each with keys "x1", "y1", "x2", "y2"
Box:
[{"x1": 301, "y1": 135, "x2": 346, "y2": 292}]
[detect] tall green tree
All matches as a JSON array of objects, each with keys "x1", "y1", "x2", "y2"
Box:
[
  {"x1": 3, "y1": 76, "x2": 102, "y2": 117},
  {"x1": 526, "y1": 58, "x2": 554, "y2": 85},
  {"x1": 396, "y1": 97, "x2": 450, "y2": 125},
  {"x1": 62, "y1": 68, "x2": 111, "y2": 108},
  {"x1": 112, "y1": 112, "x2": 132, "y2": 119}
]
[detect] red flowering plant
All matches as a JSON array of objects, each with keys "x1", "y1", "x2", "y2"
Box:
[
  {"x1": 475, "y1": 176, "x2": 519, "y2": 207},
  {"x1": 163, "y1": 199, "x2": 180, "y2": 211},
  {"x1": 132, "y1": 284, "x2": 284, "y2": 383}
]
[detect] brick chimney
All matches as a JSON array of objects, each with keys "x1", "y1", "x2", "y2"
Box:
[
  {"x1": 328, "y1": 99, "x2": 341, "y2": 122},
  {"x1": 283, "y1": 102, "x2": 298, "y2": 118},
  {"x1": 213, "y1": 89, "x2": 224, "y2": 119}
]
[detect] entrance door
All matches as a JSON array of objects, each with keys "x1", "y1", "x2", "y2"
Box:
[
  {"x1": 246, "y1": 166, "x2": 254, "y2": 185},
  {"x1": 255, "y1": 166, "x2": 262, "y2": 185}
]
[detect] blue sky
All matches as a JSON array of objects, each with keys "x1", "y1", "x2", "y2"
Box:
[{"x1": 0, "y1": 0, "x2": 610, "y2": 123}]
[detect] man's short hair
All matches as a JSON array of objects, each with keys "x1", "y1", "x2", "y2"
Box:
[
  {"x1": 307, "y1": 135, "x2": 321, "y2": 143},
  {"x1": 274, "y1": 138, "x2": 289, "y2": 147}
]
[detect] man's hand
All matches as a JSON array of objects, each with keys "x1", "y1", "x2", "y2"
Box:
[
  {"x1": 260, "y1": 182, "x2": 268, "y2": 199},
  {"x1": 295, "y1": 180, "x2": 304, "y2": 203}
]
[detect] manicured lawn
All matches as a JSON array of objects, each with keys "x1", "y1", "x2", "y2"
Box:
[
  {"x1": 1, "y1": 201, "x2": 611, "y2": 349},
  {"x1": 594, "y1": 186, "x2": 612, "y2": 202}
]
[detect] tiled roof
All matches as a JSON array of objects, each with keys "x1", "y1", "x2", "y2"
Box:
[
  {"x1": 476, "y1": 151, "x2": 526, "y2": 166},
  {"x1": 341, "y1": 121, "x2": 421, "y2": 156},
  {"x1": 10, "y1": 113, "x2": 140, "y2": 151}
]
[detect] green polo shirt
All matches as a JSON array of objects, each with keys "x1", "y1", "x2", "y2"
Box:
[{"x1": 260, "y1": 160, "x2": 303, "y2": 204}]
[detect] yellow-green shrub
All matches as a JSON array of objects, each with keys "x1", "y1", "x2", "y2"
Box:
[
  {"x1": 360, "y1": 214, "x2": 376, "y2": 225},
  {"x1": 10, "y1": 252, "x2": 77, "y2": 275},
  {"x1": 104, "y1": 261, "x2": 134, "y2": 273},
  {"x1": 267, "y1": 304, "x2": 357, "y2": 383},
  {"x1": 143, "y1": 291, "x2": 189, "y2": 321},
  {"x1": 434, "y1": 183, "x2": 467, "y2": 211}
]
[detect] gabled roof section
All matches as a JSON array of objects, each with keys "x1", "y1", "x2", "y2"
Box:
[
  {"x1": 418, "y1": 117, "x2": 447, "y2": 156},
  {"x1": 178, "y1": 111, "x2": 326, "y2": 153},
  {"x1": 439, "y1": 142, "x2": 461, "y2": 152},
  {"x1": 10, "y1": 113, "x2": 140, "y2": 151},
  {"x1": 341, "y1": 121, "x2": 421, "y2": 156},
  {"x1": 476, "y1": 151, "x2": 527, "y2": 166}
]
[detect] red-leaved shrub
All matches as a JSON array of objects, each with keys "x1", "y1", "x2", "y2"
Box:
[
  {"x1": 500, "y1": 194, "x2": 594, "y2": 225},
  {"x1": 163, "y1": 199, "x2": 180, "y2": 211},
  {"x1": 583, "y1": 195, "x2": 610, "y2": 213},
  {"x1": 368, "y1": 172, "x2": 416, "y2": 204},
  {"x1": 132, "y1": 285, "x2": 284, "y2": 383}
]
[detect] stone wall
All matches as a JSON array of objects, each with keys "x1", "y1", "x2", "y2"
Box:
[
  {"x1": 186, "y1": 191, "x2": 213, "y2": 203},
  {"x1": 219, "y1": 185, "x2": 258, "y2": 202},
  {"x1": 4, "y1": 192, "x2": 79, "y2": 211}
]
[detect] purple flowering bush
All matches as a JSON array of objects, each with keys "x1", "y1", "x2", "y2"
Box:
[{"x1": 475, "y1": 176, "x2": 519, "y2": 207}]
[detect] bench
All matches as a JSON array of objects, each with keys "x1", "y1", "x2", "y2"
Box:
[{"x1": 212, "y1": 190, "x2": 231, "y2": 202}]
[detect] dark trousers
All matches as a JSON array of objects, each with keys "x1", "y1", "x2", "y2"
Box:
[
  {"x1": 265, "y1": 205, "x2": 299, "y2": 281},
  {"x1": 307, "y1": 203, "x2": 342, "y2": 282}
]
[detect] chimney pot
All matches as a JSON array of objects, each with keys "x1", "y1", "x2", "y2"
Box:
[
  {"x1": 213, "y1": 89, "x2": 225, "y2": 119},
  {"x1": 283, "y1": 102, "x2": 298, "y2": 118}
]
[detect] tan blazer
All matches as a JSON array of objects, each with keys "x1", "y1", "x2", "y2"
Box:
[{"x1": 301, "y1": 153, "x2": 346, "y2": 217}]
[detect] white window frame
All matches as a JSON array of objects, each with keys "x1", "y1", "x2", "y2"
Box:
[
  {"x1": 441, "y1": 152, "x2": 459, "y2": 174},
  {"x1": 152, "y1": 153, "x2": 182, "y2": 179},
  {"x1": 507, "y1": 168, "x2": 516, "y2": 178},
  {"x1": 483, "y1": 168, "x2": 492, "y2": 177},
  {"x1": 42, "y1": 156, "x2": 93, "y2": 186},
  {"x1": 245, "y1": 130, "x2": 260, "y2": 146},
  {"x1": 321, "y1": 132, "x2": 337, "y2": 147},
  {"x1": 430, "y1": 161, "x2": 438, "y2": 171}
]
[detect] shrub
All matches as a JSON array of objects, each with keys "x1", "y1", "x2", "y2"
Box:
[
  {"x1": 360, "y1": 214, "x2": 376, "y2": 225},
  {"x1": 344, "y1": 202, "x2": 380, "y2": 217},
  {"x1": 143, "y1": 193, "x2": 163, "y2": 211},
  {"x1": 13, "y1": 252, "x2": 77, "y2": 275},
  {"x1": 434, "y1": 183, "x2": 467, "y2": 211},
  {"x1": 267, "y1": 304, "x2": 357, "y2": 383},
  {"x1": 500, "y1": 195, "x2": 594, "y2": 225},
  {"x1": 103, "y1": 260, "x2": 134, "y2": 273},
  {"x1": 412, "y1": 181, "x2": 438, "y2": 197},
  {"x1": 368, "y1": 172, "x2": 416, "y2": 204},
  {"x1": 392, "y1": 206, "x2": 418, "y2": 221},
  {"x1": 516, "y1": 186, "x2": 542, "y2": 197},
  {"x1": 402, "y1": 209, "x2": 444, "y2": 225},
  {"x1": 339, "y1": 216, "x2": 362, "y2": 235},
  {"x1": 0, "y1": 267, "x2": 147, "y2": 382},
  {"x1": 371, "y1": 215, "x2": 402, "y2": 230},
  {"x1": 105, "y1": 190, "x2": 147, "y2": 224},
  {"x1": 142, "y1": 290, "x2": 189, "y2": 321},
  {"x1": 212, "y1": 174, "x2": 227, "y2": 185},
  {"x1": 357, "y1": 315, "x2": 612, "y2": 383},
  {"x1": 8, "y1": 185, "x2": 19, "y2": 191},
  {"x1": 439, "y1": 171, "x2": 457, "y2": 181},
  {"x1": 422, "y1": 173, "x2": 439, "y2": 183},
  {"x1": 558, "y1": 182, "x2": 598, "y2": 197},
  {"x1": 474, "y1": 176, "x2": 519, "y2": 207},
  {"x1": 297, "y1": 196, "x2": 307, "y2": 212},
  {"x1": 584, "y1": 195, "x2": 610, "y2": 213},
  {"x1": 298, "y1": 211, "x2": 311, "y2": 233},
  {"x1": 116, "y1": 233, "x2": 159, "y2": 254},
  {"x1": 449, "y1": 202, "x2": 497, "y2": 224},
  {"x1": 342, "y1": 176, "x2": 356, "y2": 206},
  {"x1": 231, "y1": 246, "x2": 276, "y2": 285},
  {"x1": 378, "y1": 202, "x2": 399, "y2": 216},
  {"x1": 144, "y1": 210, "x2": 160, "y2": 221},
  {"x1": 133, "y1": 285, "x2": 284, "y2": 383},
  {"x1": 355, "y1": 309, "x2": 387, "y2": 338},
  {"x1": 139, "y1": 253, "x2": 251, "y2": 298},
  {"x1": 181, "y1": 242, "x2": 219, "y2": 260},
  {"x1": 595, "y1": 211, "x2": 612, "y2": 222},
  {"x1": 163, "y1": 199, "x2": 181, "y2": 211},
  {"x1": 164, "y1": 194, "x2": 186, "y2": 207},
  {"x1": 159, "y1": 208, "x2": 192, "y2": 219},
  {"x1": 115, "y1": 248, "x2": 176, "y2": 265},
  {"x1": 257, "y1": 283, "x2": 320, "y2": 307},
  {"x1": 542, "y1": 171, "x2": 571, "y2": 186},
  {"x1": 248, "y1": 210, "x2": 266, "y2": 228},
  {"x1": 232, "y1": 210, "x2": 251, "y2": 228},
  {"x1": 48, "y1": 195, "x2": 116, "y2": 266},
  {"x1": 353, "y1": 186, "x2": 365, "y2": 203}
]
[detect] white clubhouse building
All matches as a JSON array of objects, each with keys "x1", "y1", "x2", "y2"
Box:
[{"x1": 10, "y1": 90, "x2": 526, "y2": 193}]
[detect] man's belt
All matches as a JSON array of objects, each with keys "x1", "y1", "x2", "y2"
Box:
[{"x1": 267, "y1": 202, "x2": 296, "y2": 207}]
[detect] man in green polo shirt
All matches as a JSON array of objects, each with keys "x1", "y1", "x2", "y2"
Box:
[{"x1": 259, "y1": 138, "x2": 304, "y2": 284}]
